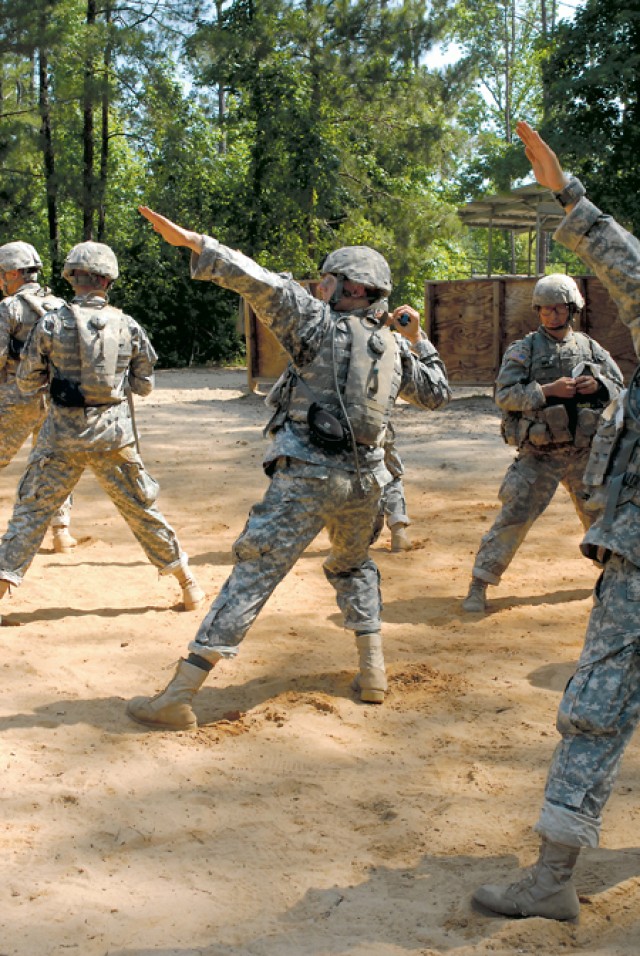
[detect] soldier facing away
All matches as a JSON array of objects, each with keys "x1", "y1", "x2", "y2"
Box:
[
  {"x1": 127, "y1": 209, "x2": 450, "y2": 730},
  {"x1": 0, "y1": 241, "x2": 204, "y2": 613},
  {"x1": 0, "y1": 242, "x2": 76, "y2": 552},
  {"x1": 473, "y1": 121, "x2": 640, "y2": 921},
  {"x1": 462, "y1": 272, "x2": 623, "y2": 614}
]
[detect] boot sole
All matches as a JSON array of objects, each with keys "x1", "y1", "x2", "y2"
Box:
[{"x1": 126, "y1": 701, "x2": 197, "y2": 731}]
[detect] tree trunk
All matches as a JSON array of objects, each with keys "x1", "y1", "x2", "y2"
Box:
[
  {"x1": 83, "y1": 0, "x2": 97, "y2": 240},
  {"x1": 97, "y1": 2, "x2": 112, "y2": 241},
  {"x1": 37, "y1": 46, "x2": 61, "y2": 277}
]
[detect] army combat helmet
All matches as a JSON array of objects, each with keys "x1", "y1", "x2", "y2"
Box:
[
  {"x1": 0, "y1": 241, "x2": 43, "y2": 272},
  {"x1": 62, "y1": 241, "x2": 119, "y2": 285},
  {"x1": 532, "y1": 274, "x2": 585, "y2": 311},
  {"x1": 320, "y1": 246, "x2": 392, "y2": 303}
]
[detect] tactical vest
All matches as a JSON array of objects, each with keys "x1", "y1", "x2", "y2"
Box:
[
  {"x1": 7, "y1": 287, "x2": 64, "y2": 364},
  {"x1": 49, "y1": 301, "x2": 133, "y2": 407},
  {"x1": 266, "y1": 312, "x2": 402, "y2": 449},
  {"x1": 501, "y1": 329, "x2": 607, "y2": 450}
]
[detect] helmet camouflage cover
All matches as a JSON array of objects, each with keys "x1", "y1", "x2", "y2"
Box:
[
  {"x1": 532, "y1": 274, "x2": 585, "y2": 310},
  {"x1": 0, "y1": 241, "x2": 43, "y2": 272},
  {"x1": 63, "y1": 241, "x2": 119, "y2": 282},
  {"x1": 320, "y1": 246, "x2": 392, "y2": 296}
]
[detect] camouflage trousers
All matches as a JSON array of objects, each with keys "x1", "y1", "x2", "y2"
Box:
[
  {"x1": 535, "y1": 554, "x2": 640, "y2": 848},
  {"x1": 0, "y1": 441, "x2": 183, "y2": 585},
  {"x1": 189, "y1": 456, "x2": 383, "y2": 661},
  {"x1": 472, "y1": 445, "x2": 594, "y2": 585},
  {"x1": 370, "y1": 475, "x2": 410, "y2": 544},
  {"x1": 0, "y1": 388, "x2": 71, "y2": 529}
]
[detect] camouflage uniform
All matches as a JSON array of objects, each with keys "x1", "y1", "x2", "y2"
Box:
[
  {"x1": 0, "y1": 292, "x2": 187, "y2": 587},
  {"x1": 532, "y1": 192, "x2": 640, "y2": 850},
  {"x1": 184, "y1": 238, "x2": 450, "y2": 662},
  {"x1": 0, "y1": 282, "x2": 72, "y2": 529},
  {"x1": 369, "y1": 423, "x2": 410, "y2": 544},
  {"x1": 470, "y1": 326, "x2": 622, "y2": 586}
]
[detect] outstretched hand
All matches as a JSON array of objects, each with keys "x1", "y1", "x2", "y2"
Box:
[
  {"x1": 138, "y1": 206, "x2": 204, "y2": 253},
  {"x1": 515, "y1": 122, "x2": 566, "y2": 193}
]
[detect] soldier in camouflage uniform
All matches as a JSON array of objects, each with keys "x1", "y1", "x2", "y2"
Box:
[
  {"x1": 473, "y1": 122, "x2": 640, "y2": 921},
  {"x1": 0, "y1": 242, "x2": 75, "y2": 552},
  {"x1": 371, "y1": 425, "x2": 412, "y2": 552},
  {"x1": 127, "y1": 207, "x2": 450, "y2": 731},
  {"x1": 462, "y1": 273, "x2": 623, "y2": 613},
  {"x1": 0, "y1": 241, "x2": 204, "y2": 613}
]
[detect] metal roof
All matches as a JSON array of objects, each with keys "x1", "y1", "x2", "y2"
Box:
[{"x1": 457, "y1": 183, "x2": 565, "y2": 232}]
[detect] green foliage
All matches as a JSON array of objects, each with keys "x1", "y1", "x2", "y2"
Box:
[{"x1": 542, "y1": 0, "x2": 640, "y2": 234}]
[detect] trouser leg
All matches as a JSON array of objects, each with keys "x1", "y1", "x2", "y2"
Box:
[
  {"x1": 190, "y1": 459, "x2": 326, "y2": 661},
  {"x1": 323, "y1": 470, "x2": 383, "y2": 632},
  {"x1": 561, "y1": 447, "x2": 596, "y2": 533},
  {"x1": 89, "y1": 446, "x2": 184, "y2": 571},
  {"x1": 0, "y1": 449, "x2": 83, "y2": 583},
  {"x1": 536, "y1": 556, "x2": 640, "y2": 848},
  {"x1": 0, "y1": 394, "x2": 47, "y2": 469},
  {"x1": 472, "y1": 453, "x2": 561, "y2": 585},
  {"x1": 382, "y1": 475, "x2": 410, "y2": 528}
]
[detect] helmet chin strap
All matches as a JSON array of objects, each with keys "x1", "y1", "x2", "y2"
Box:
[{"x1": 328, "y1": 274, "x2": 345, "y2": 308}]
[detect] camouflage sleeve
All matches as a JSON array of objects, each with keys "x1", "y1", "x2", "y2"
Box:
[
  {"x1": 127, "y1": 320, "x2": 157, "y2": 397},
  {"x1": 190, "y1": 237, "x2": 330, "y2": 366},
  {"x1": 590, "y1": 340, "x2": 624, "y2": 401},
  {"x1": 397, "y1": 333, "x2": 451, "y2": 410},
  {"x1": 15, "y1": 316, "x2": 51, "y2": 395},
  {"x1": 0, "y1": 300, "x2": 11, "y2": 374},
  {"x1": 494, "y1": 338, "x2": 546, "y2": 413},
  {"x1": 554, "y1": 194, "x2": 640, "y2": 360}
]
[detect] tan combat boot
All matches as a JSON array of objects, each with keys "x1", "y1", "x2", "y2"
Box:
[
  {"x1": 462, "y1": 577, "x2": 488, "y2": 613},
  {"x1": 173, "y1": 563, "x2": 205, "y2": 611},
  {"x1": 390, "y1": 523, "x2": 412, "y2": 552},
  {"x1": 127, "y1": 659, "x2": 210, "y2": 730},
  {"x1": 473, "y1": 839, "x2": 580, "y2": 920},
  {"x1": 52, "y1": 527, "x2": 77, "y2": 553},
  {"x1": 352, "y1": 631, "x2": 388, "y2": 703}
]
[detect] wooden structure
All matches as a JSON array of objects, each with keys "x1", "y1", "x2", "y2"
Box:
[
  {"x1": 457, "y1": 183, "x2": 564, "y2": 275},
  {"x1": 424, "y1": 274, "x2": 637, "y2": 385},
  {"x1": 243, "y1": 274, "x2": 638, "y2": 391}
]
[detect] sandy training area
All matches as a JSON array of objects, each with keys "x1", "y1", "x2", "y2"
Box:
[{"x1": 1, "y1": 366, "x2": 639, "y2": 956}]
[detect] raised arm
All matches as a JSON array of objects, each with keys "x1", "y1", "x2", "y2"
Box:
[{"x1": 138, "y1": 207, "x2": 204, "y2": 254}]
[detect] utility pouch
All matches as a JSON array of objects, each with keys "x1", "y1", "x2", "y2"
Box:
[
  {"x1": 575, "y1": 406, "x2": 600, "y2": 449},
  {"x1": 307, "y1": 402, "x2": 349, "y2": 452},
  {"x1": 50, "y1": 376, "x2": 86, "y2": 408},
  {"x1": 543, "y1": 404, "x2": 573, "y2": 443},
  {"x1": 527, "y1": 421, "x2": 552, "y2": 446},
  {"x1": 500, "y1": 412, "x2": 519, "y2": 446}
]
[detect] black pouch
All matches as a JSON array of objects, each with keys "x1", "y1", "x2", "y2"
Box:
[
  {"x1": 307, "y1": 402, "x2": 350, "y2": 452},
  {"x1": 50, "y1": 376, "x2": 86, "y2": 408}
]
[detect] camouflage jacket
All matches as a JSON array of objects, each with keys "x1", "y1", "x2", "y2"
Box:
[
  {"x1": 191, "y1": 237, "x2": 451, "y2": 481},
  {"x1": 17, "y1": 293, "x2": 156, "y2": 452},
  {"x1": 555, "y1": 189, "x2": 640, "y2": 565},
  {"x1": 497, "y1": 326, "x2": 622, "y2": 450},
  {"x1": 0, "y1": 283, "x2": 65, "y2": 396}
]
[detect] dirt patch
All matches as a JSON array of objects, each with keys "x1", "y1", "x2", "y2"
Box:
[{"x1": 1, "y1": 367, "x2": 638, "y2": 956}]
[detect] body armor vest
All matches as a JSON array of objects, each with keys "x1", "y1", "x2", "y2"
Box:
[
  {"x1": 267, "y1": 312, "x2": 402, "y2": 449},
  {"x1": 49, "y1": 302, "x2": 133, "y2": 407},
  {"x1": 7, "y1": 287, "x2": 63, "y2": 363},
  {"x1": 501, "y1": 329, "x2": 607, "y2": 449}
]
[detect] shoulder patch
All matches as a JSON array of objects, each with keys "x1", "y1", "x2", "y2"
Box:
[{"x1": 503, "y1": 341, "x2": 529, "y2": 365}]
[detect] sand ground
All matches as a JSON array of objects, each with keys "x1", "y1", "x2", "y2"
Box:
[{"x1": 1, "y1": 366, "x2": 639, "y2": 956}]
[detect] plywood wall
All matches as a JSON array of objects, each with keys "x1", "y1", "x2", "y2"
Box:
[
  {"x1": 425, "y1": 275, "x2": 637, "y2": 385},
  {"x1": 243, "y1": 275, "x2": 638, "y2": 390}
]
